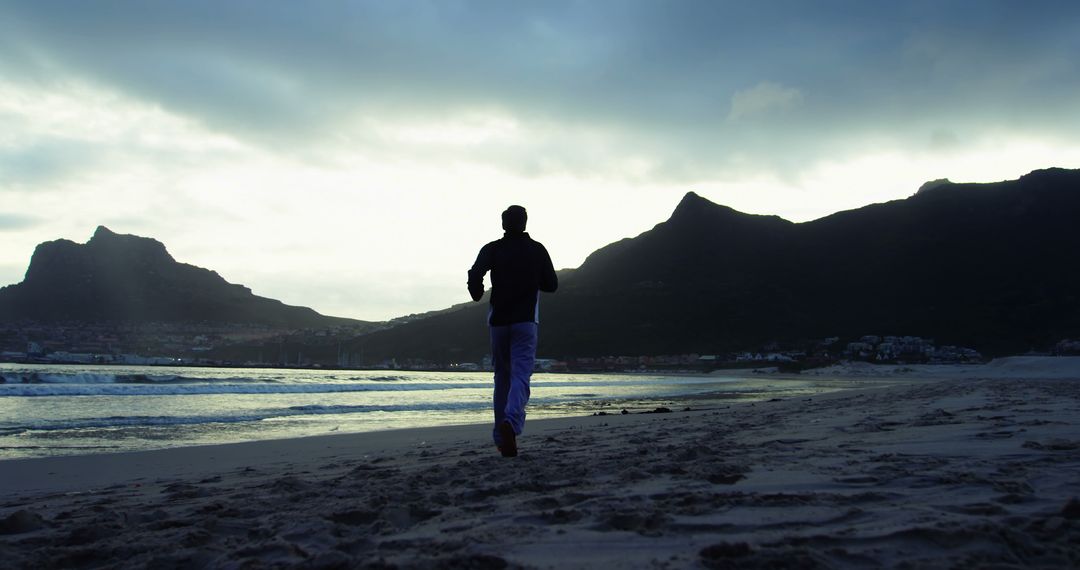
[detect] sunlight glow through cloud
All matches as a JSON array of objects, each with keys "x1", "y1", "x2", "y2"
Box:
[
  {"x1": 372, "y1": 114, "x2": 521, "y2": 146},
  {"x1": 728, "y1": 82, "x2": 804, "y2": 121}
]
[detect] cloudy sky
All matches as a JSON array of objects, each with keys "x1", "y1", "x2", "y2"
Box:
[{"x1": 2, "y1": 1, "x2": 1079, "y2": 321}]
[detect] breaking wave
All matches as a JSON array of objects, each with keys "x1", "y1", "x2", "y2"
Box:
[
  {"x1": 0, "y1": 382, "x2": 486, "y2": 397},
  {"x1": 0, "y1": 372, "x2": 410, "y2": 385},
  {"x1": 2, "y1": 401, "x2": 492, "y2": 432}
]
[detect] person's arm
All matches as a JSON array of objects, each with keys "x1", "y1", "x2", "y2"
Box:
[
  {"x1": 538, "y1": 244, "x2": 558, "y2": 293},
  {"x1": 467, "y1": 244, "x2": 493, "y2": 301}
]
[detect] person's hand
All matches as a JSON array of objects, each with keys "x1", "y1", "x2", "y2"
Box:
[{"x1": 469, "y1": 283, "x2": 484, "y2": 301}]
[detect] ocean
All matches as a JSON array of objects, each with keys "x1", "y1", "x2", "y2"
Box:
[{"x1": 0, "y1": 363, "x2": 865, "y2": 460}]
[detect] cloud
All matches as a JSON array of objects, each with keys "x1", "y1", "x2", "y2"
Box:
[
  {"x1": 0, "y1": 213, "x2": 41, "y2": 231},
  {"x1": 728, "y1": 82, "x2": 804, "y2": 121},
  {"x1": 0, "y1": 77, "x2": 250, "y2": 195},
  {"x1": 1, "y1": 0, "x2": 1080, "y2": 318},
  {"x1": 0, "y1": 139, "x2": 107, "y2": 190},
  {"x1": 3, "y1": 0, "x2": 1077, "y2": 186},
  {"x1": 929, "y1": 129, "x2": 961, "y2": 151}
]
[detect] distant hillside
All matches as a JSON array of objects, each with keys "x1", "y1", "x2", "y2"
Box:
[
  {"x1": 0, "y1": 226, "x2": 367, "y2": 328},
  {"x1": 348, "y1": 167, "x2": 1080, "y2": 362}
]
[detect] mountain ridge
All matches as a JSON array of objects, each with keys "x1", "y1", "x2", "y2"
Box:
[
  {"x1": 346, "y1": 167, "x2": 1080, "y2": 362},
  {"x1": 0, "y1": 226, "x2": 365, "y2": 328},
  {"x1": 2, "y1": 167, "x2": 1077, "y2": 362}
]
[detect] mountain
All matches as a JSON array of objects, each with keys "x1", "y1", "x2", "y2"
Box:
[
  {"x1": 348, "y1": 167, "x2": 1080, "y2": 362},
  {"x1": 0, "y1": 226, "x2": 362, "y2": 328}
]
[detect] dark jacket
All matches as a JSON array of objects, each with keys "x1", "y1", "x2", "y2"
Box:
[{"x1": 468, "y1": 232, "x2": 557, "y2": 326}]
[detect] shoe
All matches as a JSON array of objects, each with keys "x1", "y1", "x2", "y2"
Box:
[{"x1": 498, "y1": 421, "x2": 518, "y2": 457}]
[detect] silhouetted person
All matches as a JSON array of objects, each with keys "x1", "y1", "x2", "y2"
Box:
[{"x1": 468, "y1": 205, "x2": 557, "y2": 457}]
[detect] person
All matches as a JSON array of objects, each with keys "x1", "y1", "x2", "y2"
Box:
[{"x1": 467, "y1": 205, "x2": 557, "y2": 457}]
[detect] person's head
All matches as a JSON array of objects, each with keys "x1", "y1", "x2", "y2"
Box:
[{"x1": 502, "y1": 205, "x2": 527, "y2": 233}]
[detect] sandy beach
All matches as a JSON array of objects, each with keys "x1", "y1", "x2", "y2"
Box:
[{"x1": 3, "y1": 361, "x2": 1080, "y2": 568}]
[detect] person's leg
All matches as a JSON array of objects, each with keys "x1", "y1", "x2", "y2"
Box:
[
  {"x1": 490, "y1": 325, "x2": 511, "y2": 446},
  {"x1": 503, "y1": 321, "x2": 538, "y2": 436}
]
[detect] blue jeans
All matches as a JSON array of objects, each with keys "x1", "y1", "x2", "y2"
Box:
[{"x1": 490, "y1": 322, "x2": 537, "y2": 445}]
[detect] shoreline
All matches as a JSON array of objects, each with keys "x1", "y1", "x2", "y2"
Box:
[
  {"x1": 0, "y1": 388, "x2": 854, "y2": 497},
  {"x1": 0, "y1": 373, "x2": 921, "y2": 464},
  {"x1": 4, "y1": 376, "x2": 1079, "y2": 567}
]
